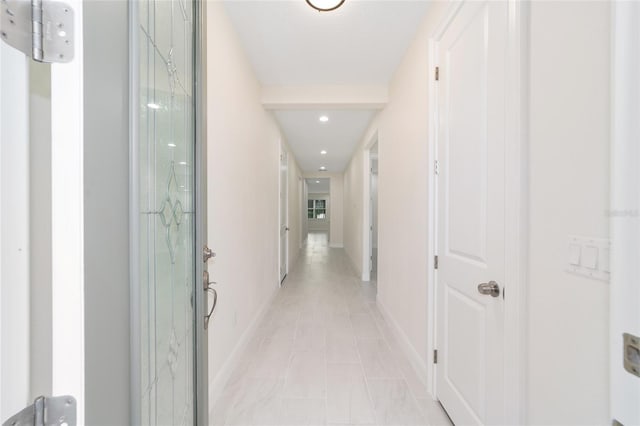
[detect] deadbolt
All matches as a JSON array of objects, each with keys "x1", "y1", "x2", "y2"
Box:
[
  {"x1": 477, "y1": 281, "x2": 500, "y2": 297},
  {"x1": 203, "y1": 245, "x2": 215, "y2": 263}
]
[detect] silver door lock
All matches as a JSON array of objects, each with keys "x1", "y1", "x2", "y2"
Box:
[{"x1": 623, "y1": 333, "x2": 640, "y2": 378}]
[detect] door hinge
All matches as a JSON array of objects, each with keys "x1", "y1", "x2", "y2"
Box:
[
  {"x1": 434, "y1": 160, "x2": 440, "y2": 175},
  {"x1": 2, "y1": 395, "x2": 77, "y2": 426},
  {"x1": 433, "y1": 349, "x2": 438, "y2": 364},
  {"x1": 435, "y1": 66, "x2": 440, "y2": 81},
  {"x1": 434, "y1": 255, "x2": 438, "y2": 270},
  {"x1": 1, "y1": 0, "x2": 75, "y2": 63}
]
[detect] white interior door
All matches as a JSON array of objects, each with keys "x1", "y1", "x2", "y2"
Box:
[
  {"x1": 279, "y1": 149, "x2": 288, "y2": 283},
  {"x1": 435, "y1": 1, "x2": 507, "y2": 424}
]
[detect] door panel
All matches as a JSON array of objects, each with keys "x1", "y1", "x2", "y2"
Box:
[
  {"x1": 436, "y1": 1, "x2": 507, "y2": 425},
  {"x1": 135, "y1": 0, "x2": 197, "y2": 424}
]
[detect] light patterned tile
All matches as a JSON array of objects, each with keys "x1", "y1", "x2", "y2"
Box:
[
  {"x1": 282, "y1": 350, "x2": 326, "y2": 398},
  {"x1": 326, "y1": 363, "x2": 376, "y2": 425}
]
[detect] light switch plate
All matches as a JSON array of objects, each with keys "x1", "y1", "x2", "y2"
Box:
[
  {"x1": 566, "y1": 235, "x2": 610, "y2": 282},
  {"x1": 568, "y1": 243, "x2": 581, "y2": 266},
  {"x1": 582, "y1": 245, "x2": 598, "y2": 269}
]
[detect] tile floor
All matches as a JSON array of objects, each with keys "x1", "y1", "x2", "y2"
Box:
[{"x1": 212, "y1": 232, "x2": 452, "y2": 426}]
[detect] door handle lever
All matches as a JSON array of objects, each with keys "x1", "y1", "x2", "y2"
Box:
[
  {"x1": 203, "y1": 245, "x2": 215, "y2": 263},
  {"x1": 477, "y1": 281, "x2": 500, "y2": 297},
  {"x1": 203, "y1": 270, "x2": 218, "y2": 329}
]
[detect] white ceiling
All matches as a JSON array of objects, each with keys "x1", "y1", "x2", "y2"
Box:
[
  {"x1": 274, "y1": 109, "x2": 376, "y2": 172},
  {"x1": 306, "y1": 178, "x2": 330, "y2": 193},
  {"x1": 223, "y1": 0, "x2": 432, "y2": 86},
  {"x1": 223, "y1": 0, "x2": 432, "y2": 172}
]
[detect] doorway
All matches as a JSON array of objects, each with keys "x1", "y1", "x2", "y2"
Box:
[
  {"x1": 431, "y1": 1, "x2": 526, "y2": 424},
  {"x1": 369, "y1": 142, "x2": 379, "y2": 281},
  {"x1": 280, "y1": 148, "x2": 289, "y2": 284},
  {"x1": 305, "y1": 178, "x2": 330, "y2": 243},
  {"x1": 362, "y1": 134, "x2": 378, "y2": 282}
]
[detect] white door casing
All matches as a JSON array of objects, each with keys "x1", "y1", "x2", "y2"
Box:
[
  {"x1": 279, "y1": 148, "x2": 288, "y2": 284},
  {"x1": 434, "y1": 1, "x2": 508, "y2": 424},
  {"x1": 0, "y1": 0, "x2": 85, "y2": 421},
  {"x1": 610, "y1": 1, "x2": 640, "y2": 424}
]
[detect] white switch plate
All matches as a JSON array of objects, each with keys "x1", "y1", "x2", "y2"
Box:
[{"x1": 567, "y1": 235, "x2": 610, "y2": 282}]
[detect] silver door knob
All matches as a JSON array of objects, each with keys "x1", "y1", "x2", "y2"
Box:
[
  {"x1": 477, "y1": 281, "x2": 500, "y2": 297},
  {"x1": 203, "y1": 245, "x2": 216, "y2": 263}
]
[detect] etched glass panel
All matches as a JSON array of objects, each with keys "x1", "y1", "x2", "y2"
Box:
[{"x1": 137, "y1": 0, "x2": 195, "y2": 424}]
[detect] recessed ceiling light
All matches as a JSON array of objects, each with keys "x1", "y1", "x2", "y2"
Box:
[
  {"x1": 168, "y1": 143, "x2": 176, "y2": 148},
  {"x1": 319, "y1": 166, "x2": 327, "y2": 171},
  {"x1": 320, "y1": 150, "x2": 327, "y2": 155},
  {"x1": 316, "y1": 180, "x2": 320, "y2": 183},
  {"x1": 319, "y1": 115, "x2": 329, "y2": 123},
  {"x1": 147, "y1": 102, "x2": 161, "y2": 110}
]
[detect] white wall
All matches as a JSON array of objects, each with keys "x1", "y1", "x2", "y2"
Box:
[
  {"x1": 307, "y1": 193, "x2": 330, "y2": 231},
  {"x1": 527, "y1": 2, "x2": 610, "y2": 423},
  {"x1": 304, "y1": 173, "x2": 343, "y2": 248},
  {"x1": 343, "y1": 2, "x2": 446, "y2": 371},
  {"x1": 205, "y1": 1, "x2": 301, "y2": 404},
  {"x1": 343, "y1": 1, "x2": 612, "y2": 424}
]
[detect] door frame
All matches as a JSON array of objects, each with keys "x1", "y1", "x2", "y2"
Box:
[
  {"x1": 610, "y1": 1, "x2": 640, "y2": 424},
  {"x1": 194, "y1": 0, "x2": 209, "y2": 423},
  {"x1": 362, "y1": 131, "x2": 378, "y2": 282},
  {"x1": 427, "y1": 1, "x2": 530, "y2": 423},
  {"x1": 279, "y1": 146, "x2": 289, "y2": 285},
  {"x1": 50, "y1": 0, "x2": 86, "y2": 421}
]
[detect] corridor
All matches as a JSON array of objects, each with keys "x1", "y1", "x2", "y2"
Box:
[{"x1": 212, "y1": 232, "x2": 451, "y2": 426}]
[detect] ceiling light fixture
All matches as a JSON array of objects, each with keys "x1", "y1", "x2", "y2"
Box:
[
  {"x1": 306, "y1": 0, "x2": 345, "y2": 12},
  {"x1": 319, "y1": 166, "x2": 327, "y2": 171},
  {"x1": 320, "y1": 150, "x2": 327, "y2": 155},
  {"x1": 319, "y1": 115, "x2": 329, "y2": 123},
  {"x1": 316, "y1": 180, "x2": 320, "y2": 183}
]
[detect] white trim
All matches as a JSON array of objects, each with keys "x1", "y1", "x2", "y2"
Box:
[
  {"x1": 502, "y1": 1, "x2": 529, "y2": 423},
  {"x1": 426, "y1": 34, "x2": 438, "y2": 398},
  {"x1": 361, "y1": 132, "x2": 378, "y2": 282},
  {"x1": 209, "y1": 286, "x2": 278, "y2": 402},
  {"x1": 50, "y1": 0, "x2": 85, "y2": 422},
  {"x1": 610, "y1": 2, "x2": 640, "y2": 424},
  {"x1": 279, "y1": 145, "x2": 289, "y2": 286},
  {"x1": 377, "y1": 298, "x2": 429, "y2": 389},
  {"x1": 0, "y1": 44, "x2": 30, "y2": 421},
  {"x1": 427, "y1": 1, "x2": 528, "y2": 422}
]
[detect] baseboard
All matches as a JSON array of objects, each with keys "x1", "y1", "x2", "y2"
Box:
[
  {"x1": 209, "y1": 285, "x2": 279, "y2": 402},
  {"x1": 376, "y1": 297, "x2": 430, "y2": 391},
  {"x1": 329, "y1": 243, "x2": 344, "y2": 248}
]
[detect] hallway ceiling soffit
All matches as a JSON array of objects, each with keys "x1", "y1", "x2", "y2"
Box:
[
  {"x1": 223, "y1": 0, "x2": 431, "y2": 173},
  {"x1": 274, "y1": 109, "x2": 376, "y2": 173}
]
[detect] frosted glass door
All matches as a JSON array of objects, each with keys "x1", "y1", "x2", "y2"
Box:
[{"x1": 136, "y1": 0, "x2": 196, "y2": 424}]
